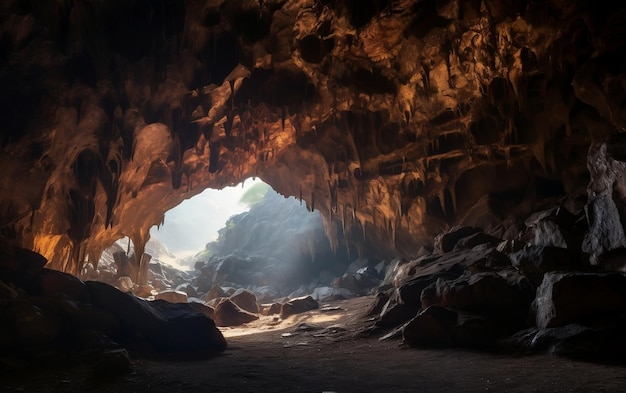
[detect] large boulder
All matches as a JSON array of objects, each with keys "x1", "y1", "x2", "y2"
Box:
[
  {"x1": 525, "y1": 207, "x2": 584, "y2": 251},
  {"x1": 434, "y1": 226, "x2": 483, "y2": 253},
  {"x1": 402, "y1": 306, "x2": 498, "y2": 349},
  {"x1": 375, "y1": 300, "x2": 419, "y2": 329},
  {"x1": 511, "y1": 245, "x2": 580, "y2": 286},
  {"x1": 214, "y1": 299, "x2": 259, "y2": 327},
  {"x1": 423, "y1": 271, "x2": 534, "y2": 321},
  {"x1": 280, "y1": 295, "x2": 319, "y2": 318},
  {"x1": 402, "y1": 306, "x2": 458, "y2": 348},
  {"x1": 229, "y1": 288, "x2": 259, "y2": 314},
  {"x1": 534, "y1": 272, "x2": 626, "y2": 329},
  {"x1": 86, "y1": 281, "x2": 226, "y2": 352},
  {"x1": 312, "y1": 286, "x2": 353, "y2": 302},
  {"x1": 148, "y1": 300, "x2": 226, "y2": 351},
  {"x1": 39, "y1": 269, "x2": 88, "y2": 302},
  {"x1": 155, "y1": 290, "x2": 188, "y2": 303}
]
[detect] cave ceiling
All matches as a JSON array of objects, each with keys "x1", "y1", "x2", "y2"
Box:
[{"x1": 1, "y1": 0, "x2": 626, "y2": 273}]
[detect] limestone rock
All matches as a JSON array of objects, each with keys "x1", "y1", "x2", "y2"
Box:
[
  {"x1": 363, "y1": 292, "x2": 389, "y2": 318},
  {"x1": 402, "y1": 306, "x2": 458, "y2": 348},
  {"x1": 38, "y1": 268, "x2": 89, "y2": 303},
  {"x1": 511, "y1": 245, "x2": 580, "y2": 286},
  {"x1": 534, "y1": 272, "x2": 626, "y2": 329},
  {"x1": 87, "y1": 281, "x2": 226, "y2": 352},
  {"x1": 155, "y1": 290, "x2": 188, "y2": 304},
  {"x1": 263, "y1": 302, "x2": 282, "y2": 316},
  {"x1": 229, "y1": 288, "x2": 259, "y2": 314},
  {"x1": 434, "y1": 227, "x2": 483, "y2": 253},
  {"x1": 280, "y1": 295, "x2": 319, "y2": 319},
  {"x1": 312, "y1": 286, "x2": 353, "y2": 302},
  {"x1": 453, "y1": 232, "x2": 502, "y2": 251},
  {"x1": 175, "y1": 283, "x2": 198, "y2": 299},
  {"x1": 214, "y1": 299, "x2": 259, "y2": 327},
  {"x1": 187, "y1": 302, "x2": 215, "y2": 320},
  {"x1": 423, "y1": 271, "x2": 534, "y2": 329},
  {"x1": 375, "y1": 301, "x2": 419, "y2": 329},
  {"x1": 205, "y1": 284, "x2": 228, "y2": 302}
]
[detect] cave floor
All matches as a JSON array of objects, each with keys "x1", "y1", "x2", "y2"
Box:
[{"x1": 3, "y1": 296, "x2": 626, "y2": 393}]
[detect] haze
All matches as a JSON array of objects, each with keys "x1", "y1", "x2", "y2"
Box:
[{"x1": 149, "y1": 178, "x2": 266, "y2": 261}]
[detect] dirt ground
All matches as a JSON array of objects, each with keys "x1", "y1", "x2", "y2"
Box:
[{"x1": 2, "y1": 296, "x2": 626, "y2": 393}]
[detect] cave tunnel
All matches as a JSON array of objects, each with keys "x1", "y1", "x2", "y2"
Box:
[{"x1": 2, "y1": 0, "x2": 626, "y2": 391}]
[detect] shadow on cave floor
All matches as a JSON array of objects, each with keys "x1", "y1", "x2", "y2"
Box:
[{"x1": 2, "y1": 296, "x2": 626, "y2": 393}]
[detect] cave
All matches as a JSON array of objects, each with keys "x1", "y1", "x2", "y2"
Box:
[{"x1": 2, "y1": 0, "x2": 626, "y2": 391}]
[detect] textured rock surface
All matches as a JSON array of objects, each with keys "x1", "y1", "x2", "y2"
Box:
[
  {"x1": 2, "y1": 0, "x2": 625, "y2": 277},
  {"x1": 534, "y1": 272, "x2": 626, "y2": 329}
]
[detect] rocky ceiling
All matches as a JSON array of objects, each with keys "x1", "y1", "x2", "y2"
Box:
[{"x1": 1, "y1": 0, "x2": 625, "y2": 278}]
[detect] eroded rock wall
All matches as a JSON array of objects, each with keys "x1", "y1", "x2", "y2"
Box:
[{"x1": 1, "y1": 0, "x2": 625, "y2": 273}]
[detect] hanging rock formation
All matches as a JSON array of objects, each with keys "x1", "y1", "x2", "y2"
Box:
[{"x1": 1, "y1": 0, "x2": 626, "y2": 276}]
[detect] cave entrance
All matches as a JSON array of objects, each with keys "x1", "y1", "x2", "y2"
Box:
[{"x1": 94, "y1": 177, "x2": 385, "y2": 331}]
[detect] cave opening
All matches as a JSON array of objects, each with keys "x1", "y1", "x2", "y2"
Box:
[{"x1": 86, "y1": 176, "x2": 382, "y2": 334}]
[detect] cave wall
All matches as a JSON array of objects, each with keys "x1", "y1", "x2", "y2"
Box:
[{"x1": 1, "y1": 0, "x2": 625, "y2": 274}]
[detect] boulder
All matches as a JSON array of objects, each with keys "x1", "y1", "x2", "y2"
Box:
[
  {"x1": 535, "y1": 272, "x2": 626, "y2": 329},
  {"x1": 530, "y1": 322, "x2": 626, "y2": 361},
  {"x1": 332, "y1": 272, "x2": 378, "y2": 293},
  {"x1": 29, "y1": 295, "x2": 121, "y2": 338},
  {"x1": 403, "y1": 306, "x2": 458, "y2": 348},
  {"x1": 262, "y1": 302, "x2": 282, "y2": 316},
  {"x1": 229, "y1": 288, "x2": 259, "y2": 314},
  {"x1": 205, "y1": 284, "x2": 228, "y2": 302},
  {"x1": 312, "y1": 286, "x2": 353, "y2": 302},
  {"x1": 38, "y1": 268, "x2": 89, "y2": 302},
  {"x1": 206, "y1": 296, "x2": 229, "y2": 309},
  {"x1": 86, "y1": 281, "x2": 226, "y2": 352},
  {"x1": 363, "y1": 292, "x2": 389, "y2": 318},
  {"x1": 175, "y1": 283, "x2": 198, "y2": 298},
  {"x1": 453, "y1": 232, "x2": 502, "y2": 251},
  {"x1": 397, "y1": 268, "x2": 464, "y2": 307},
  {"x1": 214, "y1": 299, "x2": 259, "y2": 327},
  {"x1": 375, "y1": 301, "x2": 419, "y2": 329},
  {"x1": 583, "y1": 142, "x2": 626, "y2": 265},
  {"x1": 597, "y1": 247, "x2": 626, "y2": 273},
  {"x1": 511, "y1": 245, "x2": 580, "y2": 286},
  {"x1": 148, "y1": 300, "x2": 227, "y2": 351},
  {"x1": 280, "y1": 295, "x2": 318, "y2": 318},
  {"x1": 425, "y1": 272, "x2": 534, "y2": 321},
  {"x1": 526, "y1": 207, "x2": 583, "y2": 250},
  {"x1": 155, "y1": 290, "x2": 188, "y2": 303},
  {"x1": 187, "y1": 302, "x2": 215, "y2": 320},
  {"x1": 434, "y1": 226, "x2": 482, "y2": 253}
]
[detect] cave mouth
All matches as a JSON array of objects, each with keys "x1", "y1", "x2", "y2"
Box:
[{"x1": 86, "y1": 175, "x2": 385, "y2": 333}]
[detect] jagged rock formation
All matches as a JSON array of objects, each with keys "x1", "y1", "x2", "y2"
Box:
[{"x1": 1, "y1": 0, "x2": 626, "y2": 279}]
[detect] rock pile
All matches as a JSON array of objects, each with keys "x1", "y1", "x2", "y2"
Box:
[
  {"x1": 0, "y1": 246, "x2": 227, "y2": 372},
  {"x1": 366, "y1": 215, "x2": 626, "y2": 361}
]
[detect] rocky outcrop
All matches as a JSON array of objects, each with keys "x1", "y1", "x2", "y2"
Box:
[
  {"x1": 214, "y1": 298, "x2": 259, "y2": 327},
  {"x1": 281, "y1": 295, "x2": 319, "y2": 319},
  {"x1": 0, "y1": 247, "x2": 226, "y2": 370},
  {"x1": 363, "y1": 208, "x2": 626, "y2": 360}
]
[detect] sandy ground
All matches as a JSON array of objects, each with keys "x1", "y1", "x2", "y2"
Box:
[{"x1": 2, "y1": 296, "x2": 626, "y2": 393}]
